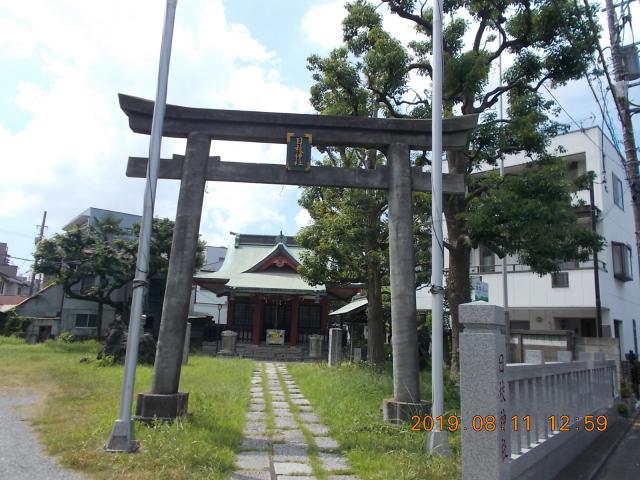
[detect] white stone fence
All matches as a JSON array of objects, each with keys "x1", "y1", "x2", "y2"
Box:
[{"x1": 460, "y1": 302, "x2": 618, "y2": 480}]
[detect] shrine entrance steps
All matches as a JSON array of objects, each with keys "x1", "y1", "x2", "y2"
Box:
[
  {"x1": 238, "y1": 344, "x2": 305, "y2": 362},
  {"x1": 202, "y1": 343, "x2": 310, "y2": 362}
]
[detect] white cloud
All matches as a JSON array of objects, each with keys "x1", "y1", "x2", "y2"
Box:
[
  {"x1": 295, "y1": 208, "x2": 311, "y2": 228},
  {"x1": 0, "y1": 0, "x2": 313, "y2": 258},
  {"x1": 302, "y1": 0, "x2": 346, "y2": 51}
]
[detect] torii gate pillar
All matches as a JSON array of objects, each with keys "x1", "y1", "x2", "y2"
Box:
[{"x1": 135, "y1": 132, "x2": 209, "y2": 421}]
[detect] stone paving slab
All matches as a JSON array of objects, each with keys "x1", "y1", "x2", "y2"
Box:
[
  {"x1": 235, "y1": 451, "x2": 270, "y2": 470},
  {"x1": 291, "y1": 398, "x2": 310, "y2": 406},
  {"x1": 240, "y1": 435, "x2": 271, "y2": 451},
  {"x1": 314, "y1": 436, "x2": 339, "y2": 450},
  {"x1": 318, "y1": 453, "x2": 350, "y2": 472},
  {"x1": 244, "y1": 421, "x2": 267, "y2": 434},
  {"x1": 298, "y1": 412, "x2": 320, "y2": 423},
  {"x1": 273, "y1": 408, "x2": 291, "y2": 416},
  {"x1": 275, "y1": 416, "x2": 298, "y2": 429},
  {"x1": 273, "y1": 444, "x2": 309, "y2": 463},
  {"x1": 249, "y1": 403, "x2": 266, "y2": 412},
  {"x1": 277, "y1": 476, "x2": 317, "y2": 480},
  {"x1": 306, "y1": 423, "x2": 329, "y2": 435},
  {"x1": 274, "y1": 462, "x2": 313, "y2": 475},
  {"x1": 231, "y1": 470, "x2": 271, "y2": 480},
  {"x1": 297, "y1": 405, "x2": 313, "y2": 412},
  {"x1": 272, "y1": 401, "x2": 289, "y2": 409},
  {"x1": 280, "y1": 430, "x2": 307, "y2": 446}
]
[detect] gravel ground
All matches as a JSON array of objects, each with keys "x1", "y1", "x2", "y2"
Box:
[{"x1": 0, "y1": 394, "x2": 84, "y2": 479}]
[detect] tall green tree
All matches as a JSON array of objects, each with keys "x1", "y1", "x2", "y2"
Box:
[
  {"x1": 306, "y1": 0, "x2": 603, "y2": 381},
  {"x1": 298, "y1": 146, "x2": 431, "y2": 366},
  {"x1": 34, "y1": 217, "x2": 203, "y2": 339}
]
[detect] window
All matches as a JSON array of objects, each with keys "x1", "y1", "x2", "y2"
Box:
[
  {"x1": 612, "y1": 242, "x2": 633, "y2": 281},
  {"x1": 613, "y1": 173, "x2": 624, "y2": 210},
  {"x1": 551, "y1": 272, "x2": 569, "y2": 288},
  {"x1": 74, "y1": 313, "x2": 97, "y2": 328},
  {"x1": 480, "y1": 245, "x2": 495, "y2": 273},
  {"x1": 567, "y1": 161, "x2": 579, "y2": 180},
  {"x1": 299, "y1": 305, "x2": 322, "y2": 329},
  {"x1": 233, "y1": 302, "x2": 254, "y2": 326}
]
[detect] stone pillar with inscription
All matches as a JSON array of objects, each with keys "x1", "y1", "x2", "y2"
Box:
[{"x1": 460, "y1": 302, "x2": 510, "y2": 480}]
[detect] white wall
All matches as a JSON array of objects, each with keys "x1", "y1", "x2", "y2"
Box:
[
  {"x1": 192, "y1": 286, "x2": 228, "y2": 324},
  {"x1": 447, "y1": 127, "x2": 640, "y2": 354}
]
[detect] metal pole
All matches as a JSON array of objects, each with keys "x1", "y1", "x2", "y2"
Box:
[
  {"x1": 499, "y1": 53, "x2": 511, "y2": 359},
  {"x1": 589, "y1": 177, "x2": 603, "y2": 337},
  {"x1": 30, "y1": 211, "x2": 47, "y2": 295},
  {"x1": 216, "y1": 303, "x2": 222, "y2": 354},
  {"x1": 106, "y1": 0, "x2": 177, "y2": 453},
  {"x1": 428, "y1": 0, "x2": 449, "y2": 456}
]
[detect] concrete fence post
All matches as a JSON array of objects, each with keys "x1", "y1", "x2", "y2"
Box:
[
  {"x1": 328, "y1": 328, "x2": 343, "y2": 367},
  {"x1": 460, "y1": 302, "x2": 510, "y2": 480},
  {"x1": 308, "y1": 334, "x2": 323, "y2": 360}
]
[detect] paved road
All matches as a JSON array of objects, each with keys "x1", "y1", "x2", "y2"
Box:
[
  {"x1": 0, "y1": 394, "x2": 84, "y2": 480},
  {"x1": 595, "y1": 414, "x2": 640, "y2": 480}
]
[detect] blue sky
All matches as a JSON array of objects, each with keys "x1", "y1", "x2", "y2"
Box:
[{"x1": 1, "y1": 0, "x2": 639, "y2": 278}]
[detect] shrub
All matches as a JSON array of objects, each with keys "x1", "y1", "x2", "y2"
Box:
[
  {"x1": 57, "y1": 331, "x2": 76, "y2": 343},
  {"x1": 1, "y1": 311, "x2": 31, "y2": 337},
  {"x1": 95, "y1": 355, "x2": 116, "y2": 367},
  {"x1": 618, "y1": 402, "x2": 630, "y2": 417}
]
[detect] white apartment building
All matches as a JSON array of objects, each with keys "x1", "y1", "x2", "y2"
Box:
[{"x1": 463, "y1": 126, "x2": 640, "y2": 357}]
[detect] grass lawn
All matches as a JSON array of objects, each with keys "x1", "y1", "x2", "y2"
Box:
[
  {"x1": 0, "y1": 337, "x2": 254, "y2": 480},
  {"x1": 288, "y1": 362, "x2": 462, "y2": 480}
]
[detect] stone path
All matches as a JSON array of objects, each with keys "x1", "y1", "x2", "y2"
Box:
[{"x1": 232, "y1": 362, "x2": 359, "y2": 480}]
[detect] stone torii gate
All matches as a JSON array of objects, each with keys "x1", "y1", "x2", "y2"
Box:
[{"x1": 120, "y1": 93, "x2": 477, "y2": 423}]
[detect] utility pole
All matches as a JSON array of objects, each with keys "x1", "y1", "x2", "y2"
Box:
[
  {"x1": 29, "y1": 210, "x2": 47, "y2": 295},
  {"x1": 604, "y1": 0, "x2": 640, "y2": 253}
]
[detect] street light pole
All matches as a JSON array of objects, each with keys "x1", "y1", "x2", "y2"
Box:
[
  {"x1": 428, "y1": 0, "x2": 450, "y2": 456},
  {"x1": 106, "y1": 0, "x2": 178, "y2": 453}
]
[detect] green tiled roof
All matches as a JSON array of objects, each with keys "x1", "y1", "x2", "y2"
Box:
[{"x1": 194, "y1": 240, "x2": 324, "y2": 295}]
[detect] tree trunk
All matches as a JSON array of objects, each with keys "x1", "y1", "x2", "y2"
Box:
[
  {"x1": 96, "y1": 302, "x2": 103, "y2": 341},
  {"x1": 444, "y1": 150, "x2": 472, "y2": 384},
  {"x1": 366, "y1": 258, "x2": 385, "y2": 365},
  {"x1": 364, "y1": 146, "x2": 386, "y2": 366}
]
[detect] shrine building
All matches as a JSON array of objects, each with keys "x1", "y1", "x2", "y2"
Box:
[{"x1": 194, "y1": 232, "x2": 359, "y2": 347}]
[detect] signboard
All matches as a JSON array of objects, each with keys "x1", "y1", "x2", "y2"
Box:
[
  {"x1": 286, "y1": 132, "x2": 312, "y2": 171},
  {"x1": 473, "y1": 279, "x2": 489, "y2": 302},
  {"x1": 266, "y1": 329, "x2": 285, "y2": 345}
]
